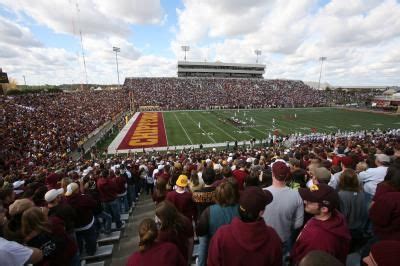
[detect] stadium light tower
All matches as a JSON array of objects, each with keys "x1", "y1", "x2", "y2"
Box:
[
  {"x1": 254, "y1": 50, "x2": 262, "y2": 64},
  {"x1": 181, "y1": 45, "x2": 190, "y2": 61},
  {"x1": 318, "y1": 56, "x2": 327, "y2": 90},
  {"x1": 113, "y1": 46, "x2": 121, "y2": 88}
]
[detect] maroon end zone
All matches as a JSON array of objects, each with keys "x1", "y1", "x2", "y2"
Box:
[{"x1": 117, "y1": 112, "x2": 167, "y2": 150}]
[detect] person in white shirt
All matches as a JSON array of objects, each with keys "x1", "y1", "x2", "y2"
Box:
[{"x1": 358, "y1": 154, "x2": 390, "y2": 204}]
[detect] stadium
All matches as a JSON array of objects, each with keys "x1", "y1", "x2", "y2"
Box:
[{"x1": 1, "y1": 1, "x2": 400, "y2": 266}]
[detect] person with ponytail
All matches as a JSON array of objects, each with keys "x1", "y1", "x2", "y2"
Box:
[{"x1": 126, "y1": 218, "x2": 185, "y2": 266}]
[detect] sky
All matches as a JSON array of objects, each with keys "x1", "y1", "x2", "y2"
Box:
[{"x1": 0, "y1": 0, "x2": 399, "y2": 86}]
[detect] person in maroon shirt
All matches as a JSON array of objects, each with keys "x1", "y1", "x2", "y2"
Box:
[
  {"x1": 64, "y1": 182, "x2": 98, "y2": 256},
  {"x1": 96, "y1": 169, "x2": 123, "y2": 229},
  {"x1": 155, "y1": 200, "x2": 194, "y2": 265},
  {"x1": 291, "y1": 184, "x2": 351, "y2": 265},
  {"x1": 126, "y1": 218, "x2": 186, "y2": 266},
  {"x1": 165, "y1": 174, "x2": 197, "y2": 223},
  {"x1": 152, "y1": 178, "x2": 167, "y2": 204},
  {"x1": 208, "y1": 186, "x2": 281, "y2": 266},
  {"x1": 232, "y1": 160, "x2": 248, "y2": 190}
]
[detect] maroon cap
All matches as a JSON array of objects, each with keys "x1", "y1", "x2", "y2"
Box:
[
  {"x1": 370, "y1": 240, "x2": 400, "y2": 266},
  {"x1": 272, "y1": 161, "x2": 290, "y2": 180},
  {"x1": 239, "y1": 187, "x2": 273, "y2": 217},
  {"x1": 340, "y1": 157, "x2": 353, "y2": 168},
  {"x1": 46, "y1": 173, "x2": 59, "y2": 185},
  {"x1": 299, "y1": 183, "x2": 339, "y2": 210}
]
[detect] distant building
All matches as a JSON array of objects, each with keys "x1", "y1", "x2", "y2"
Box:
[{"x1": 177, "y1": 61, "x2": 265, "y2": 78}]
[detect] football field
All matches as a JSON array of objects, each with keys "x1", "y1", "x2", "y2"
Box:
[
  {"x1": 109, "y1": 108, "x2": 399, "y2": 153},
  {"x1": 163, "y1": 108, "x2": 399, "y2": 146}
]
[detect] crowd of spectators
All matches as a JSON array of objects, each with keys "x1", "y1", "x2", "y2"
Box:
[
  {"x1": 1, "y1": 127, "x2": 399, "y2": 265},
  {"x1": 0, "y1": 90, "x2": 129, "y2": 178},
  {"x1": 125, "y1": 78, "x2": 376, "y2": 110}
]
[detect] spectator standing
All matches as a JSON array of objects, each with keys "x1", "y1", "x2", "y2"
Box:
[
  {"x1": 126, "y1": 218, "x2": 186, "y2": 266},
  {"x1": 291, "y1": 184, "x2": 351, "y2": 265},
  {"x1": 196, "y1": 180, "x2": 240, "y2": 266},
  {"x1": 232, "y1": 160, "x2": 248, "y2": 190},
  {"x1": 263, "y1": 161, "x2": 304, "y2": 257},
  {"x1": 155, "y1": 201, "x2": 194, "y2": 265},
  {"x1": 358, "y1": 154, "x2": 390, "y2": 206},
  {"x1": 165, "y1": 175, "x2": 197, "y2": 223},
  {"x1": 96, "y1": 170, "x2": 124, "y2": 229},
  {"x1": 65, "y1": 182, "x2": 97, "y2": 256},
  {"x1": 114, "y1": 169, "x2": 129, "y2": 214},
  {"x1": 337, "y1": 169, "x2": 367, "y2": 250},
  {"x1": 207, "y1": 186, "x2": 282, "y2": 266}
]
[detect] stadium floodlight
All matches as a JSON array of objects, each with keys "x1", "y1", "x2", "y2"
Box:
[
  {"x1": 113, "y1": 46, "x2": 121, "y2": 88},
  {"x1": 254, "y1": 50, "x2": 262, "y2": 64},
  {"x1": 181, "y1": 45, "x2": 190, "y2": 61},
  {"x1": 318, "y1": 56, "x2": 327, "y2": 90}
]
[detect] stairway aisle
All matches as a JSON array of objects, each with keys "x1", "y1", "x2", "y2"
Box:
[{"x1": 110, "y1": 194, "x2": 156, "y2": 266}]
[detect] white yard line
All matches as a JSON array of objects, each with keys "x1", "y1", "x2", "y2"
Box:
[
  {"x1": 161, "y1": 113, "x2": 169, "y2": 146},
  {"x1": 174, "y1": 113, "x2": 194, "y2": 145},
  {"x1": 184, "y1": 113, "x2": 217, "y2": 143},
  {"x1": 198, "y1": 112, "x2": 238, "y2": 141}
]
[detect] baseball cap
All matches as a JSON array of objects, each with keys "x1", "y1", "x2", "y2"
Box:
[
  {"x1": 239, "y1": 187, "x2": 273, "y2": 217},
  {"x1": 313, "y1": 167, "x2": 332, "y2": 184},
  {"x1": 299, "y1": 183, "x2": 339, "y2": 210},
  {"x1": 176, "y1": 175, "x2": 188, "y2": 187},
  {"x1": 65, "y1": 182, "x2": 79, "y2": 196},
  {"x1": 375, "y1": 154, "x2": 391, "y2": 163},
  {"x1": 44, "y1": 188, "x2": 64, "y2": 202},
  {"x1": 13, "y1": 180, "x2": 25, "y2": 189}
]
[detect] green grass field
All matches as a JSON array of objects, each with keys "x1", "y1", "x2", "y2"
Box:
[{"x1": 163, "y1": 108, "x2": 400, "y2": 146}]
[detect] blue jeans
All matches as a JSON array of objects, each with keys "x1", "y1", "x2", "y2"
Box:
[
  {"x1": 119, "y1": 194, "x2": 129, "y2": 213},
  {"x1": 75, "y1": 223, "x2": 97, "y2": 256},
  {"x1": 127, "y1": 184, "x2": 136, "y2": 207},
  {"x1": 102, "y1": 199, "x2": 122, "y2": 228},
  {"x1": 364, "y1": 192, "x2": 373, "y2": 234},
  {"x1": 95, "y1": 211, "x2": 112, "y2": 235},
  {"x1": 197, "y1": 236, "x2": 209, "y2": 266}
]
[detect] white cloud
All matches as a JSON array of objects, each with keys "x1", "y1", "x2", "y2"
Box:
[
  {"x1": 0, "y1": 0, "x2": 164, "y2": 37},
  {"x1": 172, "y1": 0, "x2": 400, "y2": 85},
  {"x1": 0, "y1": 16, "x2": 41, "y2": 47},
  {"x1": 93, "y1": 0, "x2": 164, "y2": 25}
]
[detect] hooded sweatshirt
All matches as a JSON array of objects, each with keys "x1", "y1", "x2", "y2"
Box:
[
  {"x1": 207, "y1": 217, "x2": 282, "y2": 266},
  {"x1": 290, "y1": 210, "x2": 351, "y2": 265}
]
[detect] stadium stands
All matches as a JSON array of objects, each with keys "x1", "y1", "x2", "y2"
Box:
[{"x1": 124, "y1": 77, "x2": 376, "y2": 110}]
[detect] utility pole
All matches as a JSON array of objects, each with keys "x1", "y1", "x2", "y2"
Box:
[
  {"x1": 318, "y1": 57, "x2": 327, "y2": 90},
  {"x1": 113, "y1": 46, "x2": 121, "y2": 88}
]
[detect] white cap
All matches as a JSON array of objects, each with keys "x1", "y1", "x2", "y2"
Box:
[
  {"x1": 45, "y1": 188, "x2": 64, "y2": 202},
  {"x1": 246, "y1": 157, "x2": 253, "y2": 163},
  {"x1": 158, "y1": 165, "x2": 164, "y2": 171},
  {"x1": 13, "y1": 180, "x2": 25, "y2": 189},
  {"x1": 206, "y1": 159, "x2": 212, "y2": 164},
  {"x1": 213, "y1": 164, "x2": 222, "y2": 171},
  {"x1": 227, "y1": 157, "x2": 233, "y2": 163},
  {"x1": 375, "y1": 154, "x2": 391, "y2": 163}
]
